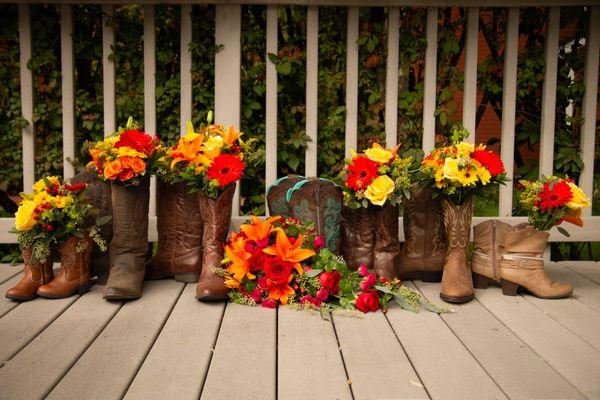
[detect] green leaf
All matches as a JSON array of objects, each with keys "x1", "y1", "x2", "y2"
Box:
[
  {"x1": 95, "y1": 215, "x2": 113, "y2": 226},
  {"x1": 557, "y1": 226, "x2": 570, "y2": 237},
  {"x1": 320, "y1": 307, "x2": 330, "y2": 321},
  {"x1": 394, "y1": 294, "x2": 419, "y2": 313},
  {"x1": 374, "y1": 285, "x2": 393, "y2": 294},
  {"x1": 305, "y1": 268, "x2": 323, "y2": 278},
  {"x1": 276, "y1": 60, "x2": 292, "y2": 75}
]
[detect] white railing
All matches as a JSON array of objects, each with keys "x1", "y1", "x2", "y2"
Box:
[{"x1": 1, "y1": 1, "x2": 599, "y2": 247}]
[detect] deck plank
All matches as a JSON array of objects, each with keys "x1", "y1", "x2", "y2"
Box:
[
  {"x1": 546, "y1": 262, "x2": 600, "y2": 313},
  {"x1": 0, "y1": 264, "x2": 22, "y2": 284},
  {"x1": 416, "y1": 282, "x2": 584, "y2": 400},
  {"x1": 475, "y1": 285, "x2": 600, "y2": 399},
  {"x1": 385, "y1": 282, "x2": 507, "y2": 400},
  {"x1": 564, "y1": 261, "x2": 600, "y2": 285},
  {"x1": 278, "y1": 307, "x2": 352, "y2": 400},
  {"x1": 0, "y1": 273, "x2": 23, "y2": 317},
  {"x1": 332, "y1": 310, "x2": 429, "y2": 400},
  {"x1": 46, "y1": 280, "x2": 184, "y2": 400},
  {"x1": 201, "y1": 302, "x2": 276, "y2": 400},
  {"x1": 124, "y1": 284, "x2": 225, "y2": 400},
  {"x1": 0, "y1": 285, "x2": 121, "y2": 400}
]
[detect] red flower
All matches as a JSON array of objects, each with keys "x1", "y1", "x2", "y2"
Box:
[
  {"x1": 346, "y1": 156, "x2": 379, "y2": 191},
  {"x1": 539, "y1": 181, "x2": 573, "y2": 212},
  {"x1": 358, "y1": 264, "x2": 369, "y2": 277},
  {"x1": 313, "y1": 235, "x2": 325, "y2": 251},
  {"x1": 316, "y1": 288, "x2": 329, "y2": 302},
  {"x1": 318, "y1": 270, "x2": 342, "y2": 295},
  {"x1": 115, "y1": 130, "x2": 154, "y2": 155},
  {"x1": 207, "y1": 154, "x2": 245, "y2": 187},
  {"x1": 249, "y1": 288, "x2": 262, "y2": 303},
  {"x1": 472, "y1": 150, "x2": 505, "y2": 177},
  {"x1": 360, "y1": 273, "x2": 377, "y2": 291},
  {"x1": 64, "y1": 183, "x2": 87, "y2": 192},
  {"x1": 261, "y1": 299, "x2": 277, "y2": 309},
  {"x1": 263, "y1": 256, "x2": 294, "y2": 285},
  {"x1": 248, "y1": 248, "x2": 268, "y2": 272},
  {"x1": 355, "y1": 291, "x2": 380, "y2": 313}
]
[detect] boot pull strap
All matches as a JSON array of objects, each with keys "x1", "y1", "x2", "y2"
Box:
[{"x1": 500, "y1": 254, "x2": 544, "y2": 270}]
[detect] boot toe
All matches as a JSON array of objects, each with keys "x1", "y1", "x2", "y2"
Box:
[
  {"x1": 196, "y1": 284, "x2": 228, "y2": 302},
  {"x1": 104, "y1": 286, "x2": 141, "y2": 300},
  {"x1": 5, "y1": 288, "x2": 36, "y2": 301}
]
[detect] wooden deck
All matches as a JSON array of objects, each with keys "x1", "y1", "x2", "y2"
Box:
[{"x1": 0, "y1": 262, "x2": 599, "y2": 400}]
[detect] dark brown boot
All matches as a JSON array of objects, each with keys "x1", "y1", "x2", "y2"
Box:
[
  {"x1": 397, "y1": 188, "x2": 445, "y2": 282},
  {"x1": 370, "y1": 203, "x2": 400, "y2": 280},
  {"x1": 146, "y1": 180, "x2": 203, "y2": 283},
  {"x1": 5, "y1": 247, "x2": 54, "y2": 301},
  {"x1": 266, "y1": 174, "x2": 304, "y2": 217},
  {"x1": 440, "y1": 196, "x2": 474, "y2": 304},
  {"x1": 37, "y1": 235, "x2": 95, "y2": 298},
  {"x1": 196, "y1": 185, "x2": 235, "y2": 301},
  {"x1": 287, "y1": 177, "x2": 343, "y2": 253},
  {"x1": 104, "y1": 178, "x2": 150, "y2": 300},
  {"x1": 341, "y1": 206, "x2": 374, "y2": 270}
]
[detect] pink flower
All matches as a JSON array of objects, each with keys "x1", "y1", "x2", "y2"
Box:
[
  {"x1": 313, "y1": 235, "x2": 325, "y2": 251},
  {"x1": 318, "y1": 271, "x2": 342, "y2": 295},
  {"x1": 358, "y1": 264, "x2": 369, "y2": 277},
  {"x1": 257, "y1": 276, "x2": 268, "y2": 290},
  {"x1": 316, "y1": 288, "x2": 329, "y2": 302},
  {"x1": 249, "y1": 288, "x2": 262, "y2": 302},
  {"x1": 255, "y1": 237, "x2": 270, "y2": 248},
  {"x1": 261, "y1": 299, "x2": 277, "y2": 309},
  {"x1": 360, "y1": 273, "x2": 377, "y2": 291},
  {"x1": 300, "y1": 295, "x2": 321, "y2": 307},
  {"x1": 244, "y1": 242, "x2": 255, "y2": 253},
  {"x1": 303, "y1": 266, "x2": 313, "y2": 272}
]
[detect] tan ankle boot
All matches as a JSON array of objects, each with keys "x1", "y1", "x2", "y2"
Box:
[
  {"x1": 5, "y1": 247, "x2": 54, "y2": 301},
  {"x1": 471, "y1": 220, "x2": 511, "y2": 288},
  {"x1": 498, "y1": 224, "x2": 572, "y2": 299}
]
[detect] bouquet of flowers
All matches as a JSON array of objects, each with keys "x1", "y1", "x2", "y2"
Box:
[
  {"x1": 88, "y1": 117, "x2": 160, "y2": 186},
  {"x1": 216, "y1": 216, "x2": 449, "y2": 314},
  {"x1": 341, "y1": 143, "x2": 412, "y2": 208},
  {"x1": 13, "y1": 176, "x2": 108, "y2": 262},
  {"x1": 517, "y1": 176, "x2": 591, "y2": 234}
]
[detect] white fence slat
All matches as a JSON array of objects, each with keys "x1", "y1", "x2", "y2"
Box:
[
  {"x1": 423, "y1": 6, "x2": 438, "y2": 154},
  {"x1": 539, "y1": 6, "x2": 560, "y2": 177},
  {"x1": 265, "y1": 5, "x2": 278, "y2": 199},
  {"x1": 19, "y1": 4, "x2": 34, "y2": 192},
  {"x1": 180, "y1": 4, "x2": 192, "y2": 136},
  {"x1": 499, "y1": 7, "x2": 520, "y2": 217},
  {"x1": 305, "y1": 6, "x2": 319, "y2": 177},
  {"x1": 144, "y1": 5, "x2": 157, "y2": 217},
  {"x1": 345, "y1": 6, "x2": 359, "y2": 158},
  {"x1": 580, "y1": 6, "x2": 599, "y2": 218},
  {"x1": 462, "y1": 7, "x2": 479, "y2": 141},
  {"x1": 102, "y1": 5, "x2": 115, "y2": 138},
  {"x1": 215, "y1": 5, "x2": 241, "y2": 217},
  {"x1": 60, "y1": 5, "x2": 75, "y2": 179},
  {"x1": 385, "y1": 6, "x2": 399, "y2": 148}
]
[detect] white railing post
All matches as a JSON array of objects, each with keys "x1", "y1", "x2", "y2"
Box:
[
  {"x1": 345, "y1": 7, "x2": 359, "y2": 158},
  {"x1": 102, "y1": 5, "x2": 116, "y2": 138},
  {"x1": 423, "y1": 7, "x2": 438, "y2": 154},
  {"x1": 19, "y1": 4, "x2": 34, "y2": 192},
  {"x1": 180, "y1": 4, "x2": 192, "y2": 136},
  {"x1": 60, "y1": 4, "x2": 75, "y2": 179},
  {"x1": 144, "y1": 5, "x2": 157, "y2": 217},
  {"x1": 265, "y1": 5, "x2": 278, "y2": 201},
  {"x1": 305, "y1": 6, "x2": 319, "y2": 177},
  {"x1": 463, "y1": 7, "x2": 479, "y2": 142},
  {"x1": 385, "y1": 6, "x2": 399, "y2": 148}
]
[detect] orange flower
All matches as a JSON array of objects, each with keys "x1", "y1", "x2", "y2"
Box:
[
  {"x1": 564, "y1": 208, "x2": 584, "y2": 227},
  {"x1": 104, "y1": 159, "x2": 123, "y2": 180},
  {"x1": 119, "y1": 156, "x2": 133, "y2": 169},
  {"x1": 118, "y1": 168, "x2": 134, "y2": 181},
  {"x1": 263, "y1": 230, "x2": 315, "y2": 274},
  {"x1": 225, "y1": 235, "x2": 254, "y2": 281},
  {"x1": 131, "y1": 157, "x2": 146, "y2": 174},
  {"x1": 168, "y1": 133, "x2": 204, "y2": 169},
  {"x1": 89, "y1": 148, "x2": 105, "y2": 163},
  {"x1": 266, "y1": 282, "x2": 295, "y2": 305},
  {"x1": 222, "y1": 125, "x2": 242, "y2": 146},
  {"x1": 240, "y1": 216, "x2": 280, "y2": 244}
]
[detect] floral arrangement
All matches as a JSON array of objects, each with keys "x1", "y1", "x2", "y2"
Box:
[
  {"x1": 12, "y1": 176, "x2": 109, "y2": 262},
  {"x1": 340, "y1": 143, "x2": 412, "y2": 208},
  {"x1": 419, "y1": 128, "x2": 506, "y2": 203},
  {"x1": 157, "y1": 113, "x2": 252, "y2": 197},
  {"x1": 215, "y1": 216, "x2": 449, "y2": 314},
  {"x1": 88, "y1": 117, "x2": 160, "y2": 185},
  {"x1": 517, "y1": 176, "x2": 591, "y2": 234}
]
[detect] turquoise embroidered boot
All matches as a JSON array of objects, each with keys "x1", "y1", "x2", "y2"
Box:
[{"x1": 266, "y1": 175, "x2": 305, "y2": 217}]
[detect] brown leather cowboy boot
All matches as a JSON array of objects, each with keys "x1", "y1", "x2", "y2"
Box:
[
  {"x1": 266, "y1": 174, "x2": 304, "y2": 217},
  {"x1": 370, "y1": 203, "x2": 401, "y2": 280},
  {"x1": 471, "y1": 220, "x2": 511, "y2": 288},
  {"x1": 146, "y1": 180, "x2": 203, "y2": 283},
  {"x1": 439, "y1": 196, "x2": 474, "y2": 303},
  {"x1": 497, "y1": 224, "x2": 572, "y2": 298},
  {"x1": 287, "y1": 177, "x2": 343, "y2": 253},
  {"x1": 196, "y1": 185, "x2": 235, "y2": 301},
  {"x1": 5, "y1": 247, "x2": 54, "y2": 301},
  {"x1": 397, "y1": 188, "x2": 445, "y2": 282},
  {"x1": 37, "y1": 235, "x2": 95, "y2": 298},
  {"x1": 341, "y1": 206, "x2": 375, "y2": 270},
  {"x1": 104, "y1": 178, "x2": 150, "y2": 300}
]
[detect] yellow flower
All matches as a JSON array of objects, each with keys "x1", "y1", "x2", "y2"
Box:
[
  {"x1": 476, "y1": 166, "x2": 491, "y2": 185},
  {"x1": 565, "y1": 182, "x2": 591, "y2": 210},
  {"x1": 32, "y1": 191, "x2": 52, "y2": 205},
  {"x1": 15, "y1": 200, "x2": 37, "y2": 231},
  {"x1": 457, "y1": 165, "x2": 478, "y2": 186},
  {"x1": 53, "y1": 195, "x2": 73, "y2": 209},
  {"x1": 365, "y1": 143, "x2": 394, "y2": 164},
  {"x1": 456, "y1": 142, "x2": 474, "y2": 157},
  {"x1": 365, "y1": 175, "x2": 395, "y2": 206},
  {"x1": 434, "y1": 168, "x2": 445, "y2": 188},
  {"x1": 32, "y1": 176, "x2": 60, "y2": 192},
  {"x1": 442, "y1": 158, "x2": 461, "y2": 182},
  {"x1": 204, "y1": 135, "x2": 224, "y2": 151},
  {"x1": 115, "y1": 146, "x2": 147, "y2": 159}
]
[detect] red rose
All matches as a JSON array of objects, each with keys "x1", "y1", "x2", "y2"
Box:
[
  {"x1": 358, "y1": 264, "x2": 368, "y2": 277},
  {"x1": 316, "y1": 288, "x2": 329, "y2": 302},
  {"x1": 318, "y1": 270, "x2": 342, "y2": 295},
  {"x1": 115, "y1": 129, "x2": 154, "y2": 155},
  {"x1": 471, "y1": 149, "x2": 505, "y2": 177},
  {"x1": 248, "y1": 248, "x2": 268, "y2": 272},
  {"x1": 313, "y1": 235, "x2": 325, "y2": 251},
  {"x1": 263, "y1": 256, "x2": 294, "y2": 285},
  {"x1": 261, "y1": 299, "x2": 277, "y2": 309},
  {"x1": 249, "y1": 288, "x2": 262, "y2": 302},
  {"x1": 355, "y1": 291, "x2": 380, "y2": 313},
  {"x1": 346, "y1": 156, "x2": 379, "y2": 191},
  {"x1": 360, "y1": 273, "x2": 377, "y2": 291}
]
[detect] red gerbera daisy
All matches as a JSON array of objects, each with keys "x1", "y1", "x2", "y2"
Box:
[
  {"x1": 207, "y1": 154, "x2": 245, "y2": 187},
  {"x1": 115, "y1": 129, "x2": 155, "y2": 155},
  {"x1": 472, "y1": 149, "x2": 505, "y2": 177},
  {"x1": 539, "y1": 180, "x2": 573, "y2": 212},
  {"x1": 346, "y1": 156, "x2": 379, "y2": 191}
]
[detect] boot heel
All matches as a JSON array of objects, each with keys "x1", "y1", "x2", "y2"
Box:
[
  {"x1": 421, "y1": 271, "x2": 443, "y2": 283},
  {"x1": 500, "y1": 279, "x2": 520, "y2": 296},
  {"x1": 78, "y1": 277, "x2": 97, "y2": 295},
  {"x1": 473, "y1": 273, "x2": 492, "y2": 289}
]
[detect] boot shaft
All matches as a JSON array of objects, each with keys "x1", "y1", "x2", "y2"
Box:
[
  {"x1": 22, "y1": 246, "x2": 54, "y2": 284},
  {"x1": 441, "y1": 196, "x2": 474, "y2": 259},
  {"x1": 402, "y1": 188, "x2": 446, "y2": 261},
  {"x1": 110, "y1": 179, "x2": 150, "y2": 255},
  {"x1": 503, "y1": 224, "x2": 549, "y2": 258},
  {"x1": 341, "y1": 206, "x2": 374, "y2": 269},
  {"x1": 266, "y1": 175, "x2": 304, "y2": 217},
  {"x1": 59, "y1": 235, "x2": 93, "y2": 281},
  {"x1": 199, "y1": 185, "x2": 235, "y2": 249}
]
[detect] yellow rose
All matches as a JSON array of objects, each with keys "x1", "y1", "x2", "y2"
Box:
[
  {"x1": 365, "y1": 175, "x2": 395, "y2": 206},
  {"x1": 442, "y1": 158, "x2": 461, "y2": 182},
  {"x1": 204, "y1": 135, "x2": 224, "y2": 151},
  {"x1": 566, "y1": 182, "x2": 591, "y2": 210},
  {"x1": 456, "y1": 142, "x2": 474, "y2": 157},
  {"x1": 32, "y1": 176, "x2": 60, "y2": 192},
  {"x1": 365, "y1": 143, "x2": 394, "y2": 164},
  {"x1": 15, "y1": 200, "x2": 37, "y2": 231}
]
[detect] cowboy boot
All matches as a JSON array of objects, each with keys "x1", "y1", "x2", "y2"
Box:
[
  {"x1": 266, "y1": 174, "x2": 305, "y2": 217},
  {"x1": 471, "y1": 220, "x2": 511, "y2": 288},
  {"x1": 440, "y1": 196, "x2": 474, "y2": 303},
  {"x1": 5, "y1": 247, "x2": 54, "y2": 301},
  {"x1": 287, "y1": 178, "x2": 343, "y2": 253},
  {"x1": 70, "y1": 171, "x2": 112, "y2": 285},
  {"x1": 196, "y1": 185, "x2": 235, "y2": 301},
  {"x1": 497, "y1": 224, "x2": 572, "y2": 298},
  {"x1": 146, "y1": 179, "x2": 203, "y2": 283},
  {"x1": 397, "y1": 188, "x2": 445, "y2": 282},
  {"x1": 104, "y1": 178, "x2": 150, "y2": 300},
  {"x1": 370, "y1": 203, "x2": 401, "y2": 280},
  {"x1": 341, "y1": 206, "x2": 375, "y2": 270},
  {"x1": 37, "y1": 235, "x2": 95, "y2": 298}
]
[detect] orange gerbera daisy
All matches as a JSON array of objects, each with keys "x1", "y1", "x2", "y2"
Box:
[{"x1": 263, "y1": 230, "x2": 315, "y2": 274}]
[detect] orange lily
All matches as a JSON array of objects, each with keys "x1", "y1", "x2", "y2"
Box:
[
  {"x1": 223, "y1": 125, "x2": 243, "y2": 146},
  {"x1": 225, "y1": 236, "x2": 254, "y2": 281},
  {"x1": 240, "y1": 216, "x2": 281, "y2": 243},
  {"x1": 266, "y1": 280, "x2": 295, "y2": 305},
  {"x1": 263, "y1": 230, "x2": 315, "y2": 274},
  {"x1": 168, "y1": 133, "x2": 204, "y2": 169},
  {"x1": 563, "y1": 208, "x2": 584, "y2": 227}
]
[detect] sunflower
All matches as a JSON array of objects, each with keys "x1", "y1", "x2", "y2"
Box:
[
  {"x1": 456, "y1": 165, "x2": 479, "y2": 186},
  {"x1": 207, "y1": 154, "x2": 245, "y2": 187}
]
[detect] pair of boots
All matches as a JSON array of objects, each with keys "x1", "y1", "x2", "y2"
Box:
[
  {"x1": 471, "y1": 221, "x2": 572, "y2": 298},
  {"x1": 6, "y1": 236, "x2": 94, "y2": 301}
]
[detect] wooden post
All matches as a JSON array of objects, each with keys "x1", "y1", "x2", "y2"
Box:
[
  {"x1": 19, "y1": 4, "x2": 35, "y2": 192},
  {"x1": 462, "y1": 7, "x2": 479, "y2": 142},
  {"x1": 305, "y1": 6, "x2": 319, "y2": 177},
  {"x1": 102, "y1": 5, "x2": 116, "y2": 138},
  {"x1": 180, "y1": 4, "x2": 192, "y2": 136},
  {"x1": 144, "y1": 5, "x2": 157, "y2": 216},
  {"x1": 385, "y1": 6, "x2": 399, "y2": 148},
  {"x1": 423, "y1": 7, "x2": 438, "y2": 154},
  {"x1": 345, "y1": 7, "x2": 359, "y2": 158},
  {"x1": 60, "y1": 5, "x2": 75, "y2": 179},
  {"x1": 265, "y1": 5, "x2": 278, "y2": 201}
]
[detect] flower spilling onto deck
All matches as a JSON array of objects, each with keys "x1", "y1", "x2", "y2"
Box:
[{"x1": 517, "y1": 176, "x2": 591, "y2": 233}]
